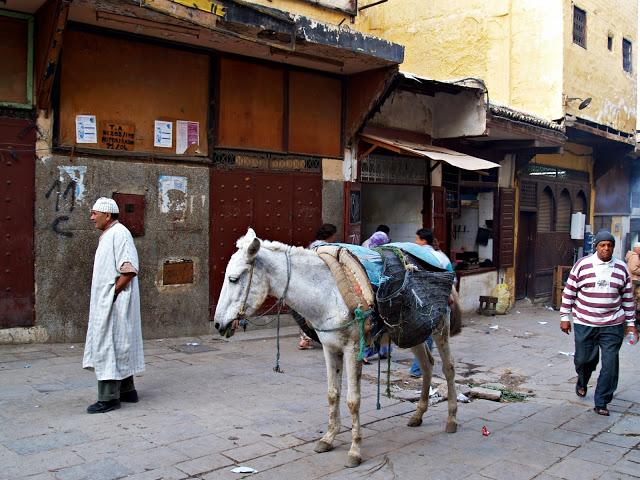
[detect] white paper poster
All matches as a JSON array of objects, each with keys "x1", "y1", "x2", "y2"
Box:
[
  {"x1": 176, "y1": 120, "x2": 200, "y2": 154},
  {"x1": 158, "y1": 175, "x2": 187, "y2": 213},
  {"x1": 75, "y1": 115, "x2": 97, "y2": 143},
  {"x1": 154, "y1": 120, "x2": 173, "y2": 148}
]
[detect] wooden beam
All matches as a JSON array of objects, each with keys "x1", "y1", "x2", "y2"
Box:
[{"x1": 36, "y1": 0, "x2": 70, "y2": 113}]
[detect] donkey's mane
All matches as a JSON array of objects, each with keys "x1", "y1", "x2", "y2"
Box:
[{"x1": 236, "y1": 233, "x2": 313, "y2": 256}]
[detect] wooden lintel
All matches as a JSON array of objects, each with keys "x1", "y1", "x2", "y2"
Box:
[
  {"x1": 359, "y1": 143, "x2": 378, "y2": 159},
  {"x1": 36, "y1": 0, "x2": 70, "y2": 113}
]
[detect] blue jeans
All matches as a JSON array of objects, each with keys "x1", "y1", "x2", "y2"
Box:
[
  {"x1": 364, "y1": 343, "x2": 391, "y2": 359},
  {"x1": 410, "y1": 336, "x2": 433, "y2": 377},
  {"x1": 574, "y1": 323, "x2": 625, "y2": 408}
]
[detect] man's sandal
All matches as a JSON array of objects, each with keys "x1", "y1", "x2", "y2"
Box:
[
  {"x1": 575, "y1": 384, "x2": 587, "y2": 398},
  {"x1": 594, "y1": 406, "x2": 610, "y2": 416}
]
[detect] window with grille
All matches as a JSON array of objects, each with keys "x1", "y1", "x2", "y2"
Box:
[
  {"x1": 623, "y1": 38, "x2": 632, "y2": 72},
  {"x1": 573, "y1": 6, "x2": 586, "y2": 48}
]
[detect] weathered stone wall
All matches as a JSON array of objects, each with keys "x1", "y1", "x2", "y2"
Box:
[{"x1": 35, "y1": 156, "x2": 210, "y2": 342}]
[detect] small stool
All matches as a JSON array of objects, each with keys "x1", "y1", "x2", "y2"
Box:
[{"x1": 478, "y1": 296, "x2": 498, "y2": 316}]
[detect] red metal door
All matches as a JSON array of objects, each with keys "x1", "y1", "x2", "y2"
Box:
[
  {"x1": 209, "y1": 170, "x2": 321, "y2": 312},
  {"x1": 292, "y1": 175, "x2": 322, "y2": 247},
  {"x1": 253, "y1": 173, "x2": 292, "y2": 244},
  {"x1": 0, "y1": 118, "x2": 36, "y2": 327},
  {"x1": 210, "y1": 170, "x2": 253, "y2": 313}
]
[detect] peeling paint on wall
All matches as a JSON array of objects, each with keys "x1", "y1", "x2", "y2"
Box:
[
  {"x1": 58, "y1": 166, "x2": 87, "y2": 202},
  {"x1": 158, "y1": 175, "x2": 188, "y2": 214}
]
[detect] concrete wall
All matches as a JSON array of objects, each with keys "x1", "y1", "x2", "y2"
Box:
[
  {"x1": 361, "y1": 184, "x2": 422, "y2": 243},
  {"x1": 563, "y1": 0, "x2": 637, "y2": 133},
  {"x1": 322, "y1": 158, "x2": 345, "y2": 240},
  {"x1": 458, "y1": 270, "x2": 499, "y2": 313},
  {"x1": 35, "y1": 156, "x2": 210, "y2": 342},
  {"x1": 357, "y1": 0, "x2": 564, "y2": 121}
]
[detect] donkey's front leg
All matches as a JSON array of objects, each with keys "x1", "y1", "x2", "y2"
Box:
[
  {"x1": 434, "y1": 313, "x2": 458, "y2": 433},
  {"x1": 343, "y1": 341, "x2": 363, "y2": 467},
  {"x1": 315, "y1": 346, "x2": 343, "y2": 454},
  {"x1": 407, "y1": 341, "x2": 434, "y2": 427}
]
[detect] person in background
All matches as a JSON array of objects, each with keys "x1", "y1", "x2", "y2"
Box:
[
  {"x1": 561, "y1": 230, "x2": 637, "y2": 416},
  {"x1": 362, "y1": 226, "x2": 391, "y2": 363},
  {"x1": 299, "y1": 223, "x2": 338, "y2": 349},
  {"x1": 410, "y1": 228, "x2": 452, "y2": 377},
  {"x1": 625, "y1": 243, "x2": 640, "y2": 320},
  {"x1": 362, "y1": 225, "x2": 391, "y2": 249},
  {"x1": 83, "y1": 197, "x2": 144, "y2": 413}
]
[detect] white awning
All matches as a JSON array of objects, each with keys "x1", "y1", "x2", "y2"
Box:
[{"x1": 360, "y1": 133, "x2": 500, "y2": 171}]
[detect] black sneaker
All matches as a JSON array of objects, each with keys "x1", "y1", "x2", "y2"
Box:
[
  {"x1": 87, "y1": 399, "x2": 121, "y2": 414},
  {"x1": 120, "y1": 390, "x2": 139, "y2": 403}
]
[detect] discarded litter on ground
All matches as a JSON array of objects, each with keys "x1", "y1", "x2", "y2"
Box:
[
  {"x1": 558, "y1": 351, "x2": 574, "y2": 356},
  {"x1": 231, "y1": 466, "x2": 258, "y2": 474},
  {"x1": 457, "y1": 393, "x2": 470, "y2": 403},
  {"x1": 538, "y1": 321, "x2": 548, "y2": 325},
  {"x1": 489, "y1": 325, "x2": 499, "y2": 330},
  {"x1": 482, "y1": 425, "x2": 490, "y2": 436}
]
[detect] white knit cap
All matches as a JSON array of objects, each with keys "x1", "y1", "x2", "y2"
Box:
[{"x1": 91, "y1": 197, "x2": 119, "y2": 214}]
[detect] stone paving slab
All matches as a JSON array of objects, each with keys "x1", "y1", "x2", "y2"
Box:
[{"x1": 2, "y1": 306, "x2": 640, "y2": 479}]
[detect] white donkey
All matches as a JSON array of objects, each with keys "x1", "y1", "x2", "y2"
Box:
[{"x1": 214, "y1": 229, "x2": 458, "y2": 467}]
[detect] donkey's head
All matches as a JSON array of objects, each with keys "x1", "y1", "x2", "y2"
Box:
[{"x1": 214, "y1": 228, "x2": 270, "y2": 338}]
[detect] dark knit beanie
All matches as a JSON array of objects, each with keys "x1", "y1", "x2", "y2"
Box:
[{"x1": 594, "y1": 230, "x2": 615, "y2": 247}]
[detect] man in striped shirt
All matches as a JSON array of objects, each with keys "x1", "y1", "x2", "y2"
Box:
[{"x1": 560, "y1": 230, "x2": 637, "y2": 416}]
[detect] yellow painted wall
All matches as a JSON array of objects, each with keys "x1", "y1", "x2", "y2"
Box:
[
  {"x1": 356, "y1": 0, "x2": 636, "y2": 132},
  {"x1": 356, "y1": 0, "x2": 564, "y2": 120},
  {"x1": 563, "y1": 0, "x2": 637, "y2": 133}
]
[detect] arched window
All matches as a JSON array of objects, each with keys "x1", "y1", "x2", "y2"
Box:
[
  {"x1": 539, "y1": 186, "x2": 554, "y2": 232},
  {"x1": 575, "y1": 190, "x2": 588, "y2": 217},
  {"x1": 556, "y1": 189, "x2": 572, "y2": 232}
]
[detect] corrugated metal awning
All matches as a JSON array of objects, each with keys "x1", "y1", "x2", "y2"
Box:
[{"x1": 360, "y1": 133, "x2": 500, "y2": 171}]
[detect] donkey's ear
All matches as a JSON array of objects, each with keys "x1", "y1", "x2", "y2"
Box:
[{"x1": 246, "y1": 237, "x2": 261, "y2": 262}]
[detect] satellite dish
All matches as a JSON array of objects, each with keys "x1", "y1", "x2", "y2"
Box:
[{"x1": 578, "y1": 97, "x2": 592, "y2": 110}]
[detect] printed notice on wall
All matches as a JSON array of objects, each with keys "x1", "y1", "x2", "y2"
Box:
[
  {"x1": 154, "y1": 120, "x2": 173, "y2": 148},
  {"x1": 176, "y1": 120, "x2": 199, "y2": 154},
  {"x1": 75, "y1": 115, "x2": 97, "y2": 143},
  {"x1": 100, "y1": 123, "x2": 135, "y2": 151}
]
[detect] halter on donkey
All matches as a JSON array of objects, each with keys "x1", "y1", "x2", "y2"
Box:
[{"x1": 214, "y1": 228, "x2": 458, "y2": 468}]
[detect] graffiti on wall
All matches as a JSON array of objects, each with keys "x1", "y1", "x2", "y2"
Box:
[{"x1": 45, "y1": 166, "x2": 87, "y2": 237}]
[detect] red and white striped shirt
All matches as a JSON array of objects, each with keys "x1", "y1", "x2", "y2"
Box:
[{"x1": 560, "y1": 253, "x2": 635, "y2": 327}]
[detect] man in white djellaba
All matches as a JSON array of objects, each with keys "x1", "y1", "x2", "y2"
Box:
[{"x1": 83, "y1": 197, "x2": 144, "y2": 414}]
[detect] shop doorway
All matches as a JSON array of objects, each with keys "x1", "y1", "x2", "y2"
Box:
[{"x1": 516, "y1": 211, "x2": 536, "y2": 299}]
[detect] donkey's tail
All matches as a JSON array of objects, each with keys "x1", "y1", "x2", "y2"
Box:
[{"x1": 449, "y1": 286, "x2": 462, "y2": 337}]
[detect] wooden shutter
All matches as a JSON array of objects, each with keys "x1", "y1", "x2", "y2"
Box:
[
  {"x1": 538, "y1": 187, "x2": 553, "y2": 232},
  {"x1": 556, "y1": 190, "x2": 571, "y2": 232},
  {"x1": 432, "y1": 186, "x2": 447, "y2": 254},
  {"x1": 496, "y1": 187, "x2": 515, "y2": 268}
]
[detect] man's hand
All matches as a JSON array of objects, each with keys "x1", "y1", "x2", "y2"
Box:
[
  {"x1": 625, "y1": 324, "x2": 639, "y2": 338},
  {"x1": 560, "y1": 320, "x2": 572, "y2": 334}
]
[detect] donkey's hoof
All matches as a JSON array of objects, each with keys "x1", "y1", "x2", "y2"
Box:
[
  {"x1": 314, "y1": 440, "x2": 333, "y2": 453},
  {"x1": 345, "y1": 454, "x2": 362, "y2": 468},
  {"x1": 446, "y1": 422, "x2": 458, "y2": 433},
  {"x1": 407, "y1": 417, "x2": 423, "y2": 427}
]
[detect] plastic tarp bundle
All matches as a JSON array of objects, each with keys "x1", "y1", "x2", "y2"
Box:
[
  {"x1": 375, "y1": 249, "x2": 455, "y2": 348},
  {"x1": 326, "y1": 242, "x2": 451, "y2": 286}
]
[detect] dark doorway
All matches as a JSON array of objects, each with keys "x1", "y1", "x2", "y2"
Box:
[{"x1": 516, "y1": 211, "x2": 536, "y2": 300}]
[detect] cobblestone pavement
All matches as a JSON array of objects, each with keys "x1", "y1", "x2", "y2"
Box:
[{"x1": 2, "y1": 303, "x2": 640, "y2": 480}]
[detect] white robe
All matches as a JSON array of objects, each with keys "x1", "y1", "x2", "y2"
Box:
[{"x1": 83, "y1": 222, "x2": 144, "y2": 380}]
